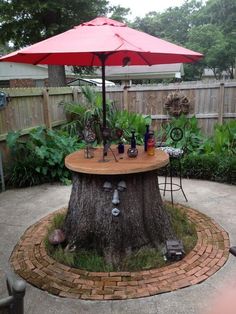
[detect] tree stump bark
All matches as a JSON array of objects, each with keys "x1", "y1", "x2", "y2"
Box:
[{"x1": 64, "y1": 170, "x2": 175, "y2": 266}]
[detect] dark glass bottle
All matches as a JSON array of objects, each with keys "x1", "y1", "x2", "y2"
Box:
[
  {"x1": 131, "y1": 130, "x2": 136, "y2": 149},
  {"x1": 118, "y1": 142, "x2": 125, "y2": 154},
  {"x1": 147, "y1": 131, "x2": 155, "y2": 156},
  {"x1": 144, "y1": 124, "x2": 150, "y2": 152}
]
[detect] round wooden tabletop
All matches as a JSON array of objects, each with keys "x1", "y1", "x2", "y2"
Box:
[{"x1": 65, "y1": 145, "x2": 169, "y2": 175}]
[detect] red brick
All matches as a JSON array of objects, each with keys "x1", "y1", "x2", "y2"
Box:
[
  {"x1": 195, "y1": 267, "x2": 210, "y2": 277},
  {"x1": 217, "y1": 256, "x2": 227, "y2": 267},
  {"x1": 206, "y1": 265, "x2": 220, "y2": 276},
  {"x1": 101, "y1": 276, "x2": 121, "y2": 282},
  {"x1": 190, "y1": 275, "x2": 208, "y2": 284}
]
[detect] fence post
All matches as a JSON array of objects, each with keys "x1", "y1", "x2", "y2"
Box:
[
  {"x1": 42, "y1": 89, "x2": 52, "y2": 129},
  {"x1": 123, "y1": 85, "x2": 129, "y2": 110},
  {"x1": 72, "y1": 87, "x2": 78, "y2": 103},
  {"x1": 218, "y1": 82, "x2": 225, "y2": 124},
  {"x1": 0, "y1": 150, "x2": 5, "y2": 192}
]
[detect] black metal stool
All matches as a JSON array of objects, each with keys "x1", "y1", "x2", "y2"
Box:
[
  {"x1": 158, "y1": 127, "x2": 188, "y2": 205},
  {"x1": 229, "y1": 246, "x2": 236, "y2": 257}
]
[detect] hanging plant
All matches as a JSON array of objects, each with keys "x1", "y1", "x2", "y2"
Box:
[{"x1": 164, "y1": 91, "x2": 190, "y2": 117}]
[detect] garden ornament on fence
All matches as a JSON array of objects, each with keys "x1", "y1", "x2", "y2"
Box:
[{"x1": 164, "y1": 91, "x2": 191, "y2": 117}]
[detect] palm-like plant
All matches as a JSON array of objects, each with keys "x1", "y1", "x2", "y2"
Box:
[{"x1": 62, "y1": 86, "x2": 151, "y2": 144}]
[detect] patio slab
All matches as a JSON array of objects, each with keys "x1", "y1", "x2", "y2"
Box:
[{"x1": 0, "y1": 178, "x2": 236, "y2": 313}]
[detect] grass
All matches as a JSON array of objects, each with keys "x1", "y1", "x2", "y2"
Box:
[
  {"x1": 121, "y1": 247, "x2": 166, "y2": 271},
  {"x1": 166, "y1": 203, "x2": 197, "y2": 254},
  {"x1": 45, "y1": 203, "x2": 197, "y2": 272}
]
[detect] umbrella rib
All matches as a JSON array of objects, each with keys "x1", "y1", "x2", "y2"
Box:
[
  {"x1": 183, "y1": 54, "x2": 203, "y2": 62},
  {"x1": 33, "y1": 53, "x2": 52, "y2": 65},
  {"x1": 90, "y1": 54, "x2": 95, "y2": 66},
  {"x1": 136, "y1": 52, "x2": 152, "y2": 66}
]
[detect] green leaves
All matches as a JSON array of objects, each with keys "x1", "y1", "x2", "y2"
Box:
[
  {"x1": 159, "y1": 116, "x2": 236, "y2": 185},
  {"x1": 132, "y1": 0, "x2": 236, "y2": 80},
  {"x1": 159, "y1": 114, "x2": 205, "y2": 153},
  {"x1": 187, "y1": 24, "x2": 228, "y2": 79},
  {"x1": 111, "y1": 110, "x2": 151, "y2": 144},
  {"x1": 63, "y1": 86, "x2": 152, "y2": 144},
  {"x1": 6, "y1": 130, "x2": 21, "y2": 149},
  {"x1": 203, "y1": 120, "x2": 236, "y2": 155},
  {"x1": 6, "y1": 127, "x2": 82, "y2": 187}
]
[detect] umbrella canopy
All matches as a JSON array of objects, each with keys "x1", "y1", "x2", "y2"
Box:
[
  {"x1": 0, "y1": 17, "x2": 203, "y2": 66},
  {"x1": 0, "y1": 17, "x2": 203, "y2": 129}
]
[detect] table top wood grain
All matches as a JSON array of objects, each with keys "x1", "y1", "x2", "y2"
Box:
[{"x1": 65, "y1": 145, "x2": 169, "y2": 175}]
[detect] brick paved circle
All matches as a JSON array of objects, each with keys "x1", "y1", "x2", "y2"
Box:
[{"x1": 10, "y1": 203, "x2": 230, "y2": 300}]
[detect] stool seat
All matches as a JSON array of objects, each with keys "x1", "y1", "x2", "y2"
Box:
[{"x1": 158, "y1": 147, "x2": 183, "y2": 158}]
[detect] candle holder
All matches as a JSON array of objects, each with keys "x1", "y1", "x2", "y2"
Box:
[{"x1": 84, "y1": 144, "x2": 94, "y2": 159}]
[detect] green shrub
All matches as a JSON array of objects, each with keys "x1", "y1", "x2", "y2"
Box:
[
  {"x1": 6, "y1": 127, "x2": 82, "y2": 187},
  {"x1": 182, "y1": 153, "x2": 236, "y2": 184},
  {"x1": 158, "y1": 117, "x2": 236, "y2": 184},
  {"x1": 158, "y1": 114, "x2": 205, "y2": 153},
  {"x1": 203, "y1": 120, "x2": 236, "y2": 155}
]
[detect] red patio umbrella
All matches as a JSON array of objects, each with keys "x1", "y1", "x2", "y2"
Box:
[{"x1": 0, "y1": 17, "x2": 203, "y2": 130}]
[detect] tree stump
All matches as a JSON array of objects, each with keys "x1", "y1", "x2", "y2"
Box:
[{"x1": 64, "y1": 170, "x2": 175, "y2": 266}]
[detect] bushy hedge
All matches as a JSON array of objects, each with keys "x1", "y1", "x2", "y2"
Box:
[
  {"x1": 160, "y1": 116, "x2": 236, "y2": 185},
  {"x1": 182, "y1": 154, "x2": 236, "y2": 184}
]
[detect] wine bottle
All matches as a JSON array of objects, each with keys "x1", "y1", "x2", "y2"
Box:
[
  {"x1": 144, "y1": 124, "x2": 150, "y2": 152},
  {"x1": 131, "y1": 130, "x2": 136, "y2": 149}
]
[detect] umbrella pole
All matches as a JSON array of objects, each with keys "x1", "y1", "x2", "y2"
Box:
[
  {"x1": 97, "y1": 52, "x2": 115, "y2": 161},
  {"x1": 98, "y1": 53, "x2": 108, "y2": 159},
  {"x1": 101, "y1": 59, "x2": 106, "y2": 131}
]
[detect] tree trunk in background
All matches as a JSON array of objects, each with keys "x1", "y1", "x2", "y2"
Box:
[
  {"x1": 48, "y1": 65, "x2": 66, "y2": 87},
  {"x1": 64, "y1": 170, "x2": 175, "y2": 267}
]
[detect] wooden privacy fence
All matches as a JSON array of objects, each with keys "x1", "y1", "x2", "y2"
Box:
[
  {"x1": 107, "y1": 81, "x2": 236, "y2": 135},
  {"x1": 0, "y1": 81, "x2": 235, "y2": 142}
]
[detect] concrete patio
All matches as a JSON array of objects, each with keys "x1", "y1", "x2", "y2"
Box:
[{"x1": 0, "y1": 178, "x2": 236, "y2": 314}]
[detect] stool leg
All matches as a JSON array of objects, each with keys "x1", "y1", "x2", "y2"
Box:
[
  {"x1": 178, "y1": 159, "x2": 188, "y2": 202},
  {"x1": 170, "y1": 159, "x2": 174, "y2": 206},
  {"x1": 163, "y1": 165, "x2": 168, "y2": 196},
  {"x1": 0, "y1": 152, "x2": 5, "y2": 192}
]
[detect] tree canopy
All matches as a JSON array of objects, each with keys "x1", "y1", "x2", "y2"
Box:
[
  {"x1": 0, "y1": 0, "x2": 235, "y2": 81},
  {"x1": 0, "y1": 0, "x2": 130, "y2": 86},
  {"x1": 132, "y1": 0, "x2": 236, "y2": 80}
]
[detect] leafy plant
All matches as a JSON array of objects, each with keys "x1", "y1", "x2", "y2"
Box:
[
  {"x1": 158, "y1": 114, "x2": 205, "y2": 153},
  {"x1": 62, "y1": 86, "x2": 152, "y2": 145},
  {"x1": 30, "y1": 127, "x2": 82, "y2": 183},
  {"x1": 6, "y1": 127, "x2": 82, "y2": 187},
  {"x1": 203, "y1": 120, "x2": 236, "y2": 155},
  {"x1": 62, "y1": 86, "x2": 114, "y2": 142},
  {"x1": 110, "y1": 110, "x2": 152, "y2": 144}
]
